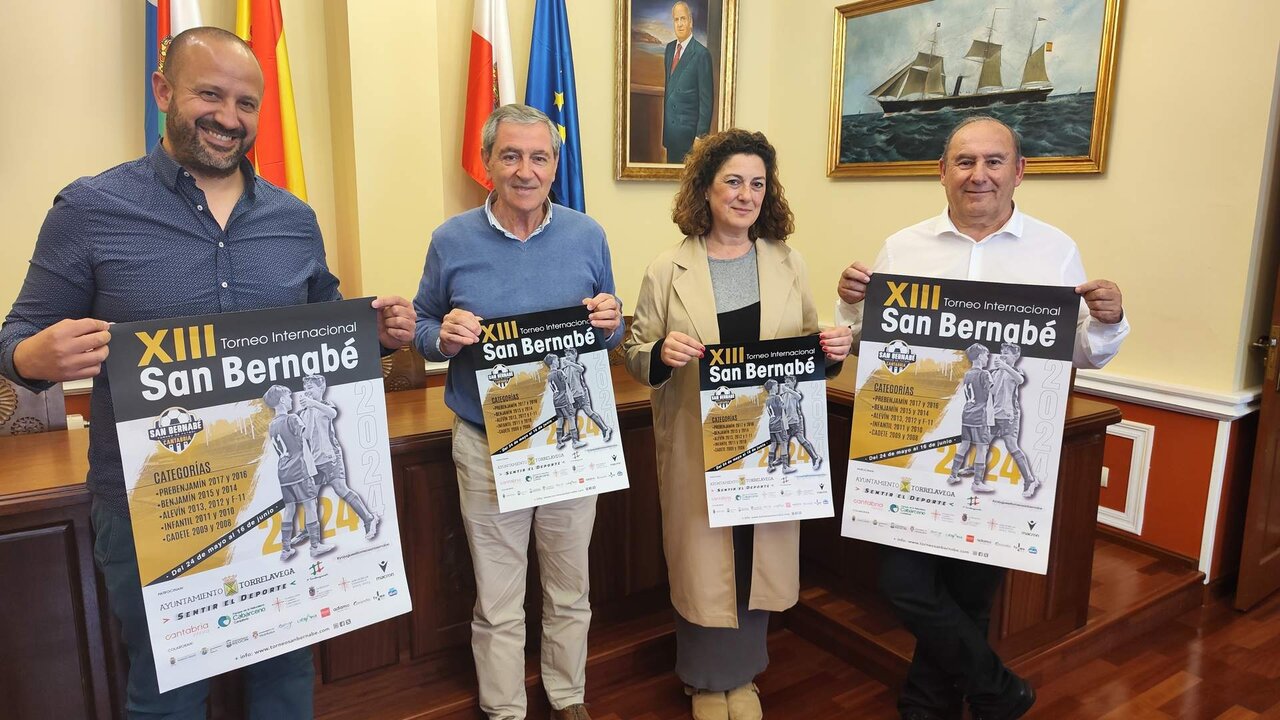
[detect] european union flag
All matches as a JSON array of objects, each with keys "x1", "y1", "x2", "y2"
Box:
[{"x1": 525, "y1": 0, "x2": 584, "y2": 212}]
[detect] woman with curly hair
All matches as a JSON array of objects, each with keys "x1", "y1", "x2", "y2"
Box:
[{"x1": 624, "y1": 129, "x2": 852, "y2": 719}]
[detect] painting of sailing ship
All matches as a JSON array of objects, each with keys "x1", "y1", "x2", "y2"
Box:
[{"x1": 828, "y1": 0, "x2": 1121, "y2": 177}]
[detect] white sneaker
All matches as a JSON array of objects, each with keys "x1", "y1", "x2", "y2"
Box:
[
  {"x1": 1022, "y1": 479, "x2": 1043, "y2": 499},
  {"x1": 310, "y1": 541, "x2": 336, "y2": 558},
  {"x1": 364, "y1": 515, "x2": 381, "y2": 541},
  {"x1": 971, "y1": 479, "x2": 995, "y2": 494},
  {"x1": 279, "y1": 546, "x2": 296, "y2": 561}
]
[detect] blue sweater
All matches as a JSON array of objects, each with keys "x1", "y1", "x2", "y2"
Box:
[{"x1": 412, "y1": 205, "x2": 621, "y2": 426}]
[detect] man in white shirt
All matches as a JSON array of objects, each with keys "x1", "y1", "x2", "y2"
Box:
[{"x1": 835, "y1": 116, "x2": 1128, "y2": 720}]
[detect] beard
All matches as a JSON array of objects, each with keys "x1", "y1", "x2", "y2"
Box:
[{"x1": 164, "y1": 108, "x2": 252, "y2": 178}]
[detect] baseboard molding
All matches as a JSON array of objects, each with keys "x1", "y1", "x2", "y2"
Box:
[
  {"x1": 1075, "y1": 371, "x2": 1259, "y2": 420},
  {"x1": 1095, "y1": 525, "x2": 1199, "y2": 570}
]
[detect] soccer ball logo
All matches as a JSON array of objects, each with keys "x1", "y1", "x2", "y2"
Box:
[
  {"x1": 877, "y1": 340, "x2": 918, "y2": 375},
  {"x1": 711, "y1": 386, "x2": 734, "y2": 409},
  {"x1": 488, "y1": 364, "x2": 515, "y2": 389},
  {"x1": 148, "y1": 407, "x2": 204, "y2": 453}
]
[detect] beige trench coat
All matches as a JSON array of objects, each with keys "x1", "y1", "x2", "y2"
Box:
[{"x1": 624, "y1": 236, "x2": 822, "y2": 628}]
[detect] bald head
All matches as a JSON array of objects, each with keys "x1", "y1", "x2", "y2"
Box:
[
  {"x1": 942, "y1": 116, "x2": 1022, "y2": 165},
  {"x1": 162, "y1": 26, "x2": 259, "y2": 87},
  {"x1": 152, "y1": 26, "x2": 263, "y2": 180}
]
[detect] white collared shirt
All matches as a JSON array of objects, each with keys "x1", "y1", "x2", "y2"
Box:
[
  {"x1": 673, "y1": 37, "x2": 690, "y2": 62},
  {"x1": 484, "y1": 192, "x2": 553, "y2": 242},
  {"x1": 835, "y1": 207, "x2": 1129, "y2": 369}
]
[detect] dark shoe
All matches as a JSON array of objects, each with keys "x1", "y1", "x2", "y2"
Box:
[
  {"x1": 900, "y1": 708, "x2": 950, "y2": 720},
  {"x1": 551, "y1": 703, "x2": 591, "y2": 720},
  {"x1": 971, "y1": 678, "x2": 1036, "y2": 720}
]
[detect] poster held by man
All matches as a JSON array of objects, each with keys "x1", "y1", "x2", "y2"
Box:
[
  {"x1": 105, "y1": 299, "x2": 412, "y2": 692},
  {"x1": 841, "y1": 273, "x2": 1079, "y2": 574},
  {"x1": 467, "y1": 304, "x2": 630, "y2": 512}
]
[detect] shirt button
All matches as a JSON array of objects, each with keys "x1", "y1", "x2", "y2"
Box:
[
  {"x1": 197, "y1": 205, "x2": 204, "y2": 211},
  {"x1": 218, "y1": 241, "x2": 225, "y2": 248},
  {"x1": 221, "y1": 281, "x2": 228, "y2": 288}
]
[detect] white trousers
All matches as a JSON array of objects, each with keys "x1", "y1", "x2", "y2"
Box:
[{"x1": 452, "y1": 418, "x2": 596, "y2": 719}]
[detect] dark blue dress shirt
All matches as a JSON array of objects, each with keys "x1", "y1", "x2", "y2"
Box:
[{"x1": 0, "y1": 142, "x2": 341, "y2": 517}]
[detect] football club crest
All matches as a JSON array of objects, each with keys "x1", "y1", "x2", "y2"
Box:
[
  {"x1": 487, "y1": 364, "x2": 514, "y2": 389},
  {"x1": 877, "y1": 339, "x2": 917, "y2": 374},
  {"x1": 710, "y1": 386, "x2": 735, "y2": 409},
  {"x1": 147, "y1": 407, "x2": 204, "y2": 453}
]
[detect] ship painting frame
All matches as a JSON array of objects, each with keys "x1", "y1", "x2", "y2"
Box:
[{"x1": 827, "y1": 0, "x2": 1122, "y2": 177}]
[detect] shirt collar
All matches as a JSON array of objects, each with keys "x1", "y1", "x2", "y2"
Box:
[
  {"x1": 933, "y1": 205, "x2": 1025, "y2": 242},
  {"x1": 148, "y1": 139, "x2": 257, "y2": 199},
  {"x1": 484, "y1": 192, "x2": 554, "y2": 241}
]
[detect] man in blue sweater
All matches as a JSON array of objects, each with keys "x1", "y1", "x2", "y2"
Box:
[{"x1": 413, "y1": 104, "x2": 622, "y2": 720}]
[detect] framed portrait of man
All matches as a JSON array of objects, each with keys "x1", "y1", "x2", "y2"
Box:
[{"x1": 615, "y1": 0, "x2": 738, "y2": 180}]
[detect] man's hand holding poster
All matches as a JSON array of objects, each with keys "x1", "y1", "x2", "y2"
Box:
[
  {"x1": 105, "y1": 299, "x2": 412, "y2": 692},
  {"x1": 842, "y1": 274, "x2": 1079, "y2": 574},
  {"x1": 700, "y1": 336, "x2": 835, "y2": 527},
  {"x1": 469, "y1": 305, "x2": 629, "y2": 512}
]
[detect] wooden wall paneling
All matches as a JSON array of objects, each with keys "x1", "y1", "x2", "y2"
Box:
[
  {"x1": 0, "y1": 495, "x2": 114, "y2": 720},
  {"x1": 398, "y1": 442, "x2": 476, "y2": 662},
  {"x1": 318, "y1": 442, "x2": 409, "y2": 682},
  {"x1": 992, "y1": 417, "x2": 1113, "y2": 658}
]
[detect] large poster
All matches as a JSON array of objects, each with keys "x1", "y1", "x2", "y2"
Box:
[
  {"x1": 469, "y1": 305, "x2": 630, "y2": 512},
  {"x1": 105, "y1": 299, "x2": 411, "y2": 692},
  {"x1": 700, "y1": 336, "x2": 834, "y2": 527},
  {"x1": 841, "y1": 274, "x2": 1079, "y2": 574}
]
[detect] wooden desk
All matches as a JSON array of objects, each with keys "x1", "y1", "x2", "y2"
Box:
[{"x1": 0, "y1": 365, "x2": 1118, "y2": 718}]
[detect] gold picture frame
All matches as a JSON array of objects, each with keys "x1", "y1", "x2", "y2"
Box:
[
  {"x1": 615, "y1": 0, "x2": 738, "y2": 180},
  {"x1": 828, "y1": 0, "x2": 1122, "y2": 177}
]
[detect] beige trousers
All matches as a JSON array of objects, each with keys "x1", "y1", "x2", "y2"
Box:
[{"x1": 452, "y1": 418, "x2": 596, "y2": 719}]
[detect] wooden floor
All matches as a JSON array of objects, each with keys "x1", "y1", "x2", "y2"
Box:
[
  {"x1": 589, "y1": 590, "x2": 1280, "y2": 720},
  {"x1": 323, "y1": 538, "x2": 1280, "y2": 720}
]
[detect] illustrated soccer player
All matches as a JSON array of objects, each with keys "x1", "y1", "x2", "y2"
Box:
[
  {"x1": 545, "y1": 354, "x2": 584, "y2": 450},
  {"x1": 989, "y1": 343, "x2": 1041, "y2": 498},
  {"x1": 263, "y1": 384, "x2": 334, "y2": 560},
  {"x1": 949, "y1": 343, "x2": 995, "y2": 493},
  {"x1": 561, "y1": 346, "x2": 614, "y2": 443},
  {"x1": 287, "y1": 374, "x2": 380, "y2": 549},
  {"x1": 781, "y1": 374, "x2": 822, "y2": 470},
  {"x1": 763, "y1": 379, "x2": 791, "y2": 473}
]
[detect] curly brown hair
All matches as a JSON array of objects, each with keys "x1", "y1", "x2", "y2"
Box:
[{"x1": 671, "y1": 129, "x2": 795, "y2": 242}]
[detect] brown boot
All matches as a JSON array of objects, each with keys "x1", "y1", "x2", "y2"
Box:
[
  {"x1": 726, "y1": 682, "x2": 762, "y2": 720},
  {"x1": 686, "y1": 686, "x2": 729, "y2": 720},
  {"x1": 550, "y1": 703, "x2": 591, "y2": 720}
]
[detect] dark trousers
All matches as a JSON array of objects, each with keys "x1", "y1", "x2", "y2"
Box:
[
  {"x1": 878, "y1": 546, "x2": 1015, "y2": 719},
  {"x1": 92, "y1": 500, "x2": 315, "y2": 719}
]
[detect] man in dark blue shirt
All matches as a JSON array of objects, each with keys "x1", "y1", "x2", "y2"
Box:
[{"x1": 0, "y1": 27, "x2": 412, "y2": 719}]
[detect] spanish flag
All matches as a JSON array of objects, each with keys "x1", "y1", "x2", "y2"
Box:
[{"x1": 236, "y1": 0, "x2": 307, "y2": 201}]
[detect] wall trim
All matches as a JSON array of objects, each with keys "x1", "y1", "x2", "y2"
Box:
[
  {"x1": 1198, "y1": 419, "x2": 1233, "y2": 582},
  {"x1": 1096, "y1": 419, "x2": 1155, "y2": 535},
  {"x1": 1075, "y1": 370, "x2": 1259, "y2": 421}
]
